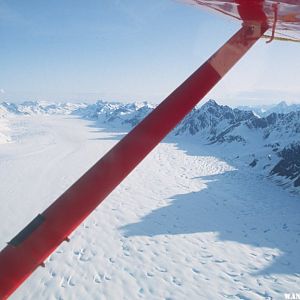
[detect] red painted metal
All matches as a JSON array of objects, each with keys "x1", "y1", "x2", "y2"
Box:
[
  {"x1": 183, "y1": 0, "x2": 300, "y2": 39},
  {"x1": 0, "y1": 4, "x2": 271, "y2": 300}
]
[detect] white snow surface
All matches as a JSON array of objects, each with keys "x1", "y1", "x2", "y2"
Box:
[
  {"x1": 0, "y1": 111, "x2": 11, "y2": 144},
  {"x1": 0, "y1": 113, "x2": 299, "y2": 300}
]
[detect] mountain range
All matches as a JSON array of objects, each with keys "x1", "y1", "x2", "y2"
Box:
[
  {"x1": 237, "y1": 101, "x2": 300, "y2": 117},
  {"x1": 0, "y1": 99, "x2": 299, "y2": 191}
]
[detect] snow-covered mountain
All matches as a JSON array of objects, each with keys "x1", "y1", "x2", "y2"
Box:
[
  {"x1": 238, "y1": 101, "x2": 300, "y2": 117},
  {"x1": 73, "y1": 100, "x2": 155, "y2": 128},
  {"x1": 175, "y1": 100, "x2": 254, "y2": 143},
  {"x1": 0, "y1": 101, "x2": 87, "y2": 144},
  {"x1": 74, "y1": 99, "x2": 299, "y2": 190},
  {"x1": 0, "y1": 101, "x2": 86, "y2": 116},
  {"x1": 1, "y1": 99, "x2": 299, "y2": 190},
  {"x1": 175, "y1": 100, "x2": 300, "y2": 145},
  {"x1": 176, "y1": 101, "x2": 300, "y2": 189}
]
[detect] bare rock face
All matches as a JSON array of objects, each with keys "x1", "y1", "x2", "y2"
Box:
[{"x1": 271, "y1": 143, "x2": 300, "y2": 187}]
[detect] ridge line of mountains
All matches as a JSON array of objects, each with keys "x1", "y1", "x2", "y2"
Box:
[{"x1": 0, "y1": 99, "x2": 299, "y2": 191}]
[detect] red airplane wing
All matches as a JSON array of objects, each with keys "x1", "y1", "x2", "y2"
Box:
[{"x1": 183, "y1": 0, "x2": 300, "y2": 41}]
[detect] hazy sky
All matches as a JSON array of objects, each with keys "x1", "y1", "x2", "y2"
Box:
[{"x1": 1, "y1": 0, "x2": 300, "y2": 106}]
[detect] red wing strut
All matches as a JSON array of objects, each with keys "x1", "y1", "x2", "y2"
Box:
[{"x1": 0, "y1": 5, "x2": 269, "y2": 300}]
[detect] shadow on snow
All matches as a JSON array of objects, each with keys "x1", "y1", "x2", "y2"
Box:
[
  {"x1": 119, "y1": 138, "x2": 300, "y2": 277},
  {"x1": 80, "y1": 115, "x2": 300, "y2": 277},
  {"x1": 121, "y1": 169, "x2": 300, "y2": 276}
]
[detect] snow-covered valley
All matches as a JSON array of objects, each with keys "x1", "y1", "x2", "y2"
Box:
[{"x1": 0, "y1": 102, "x2": 299, "y2": 299}]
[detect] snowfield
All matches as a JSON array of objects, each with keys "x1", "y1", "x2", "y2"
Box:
[
  {"x1": 0, "y1": 113, "x2": 299, "y2": 300},
  {"x1": 0, "y1": 110, "x2": 11, "y2": 144}
]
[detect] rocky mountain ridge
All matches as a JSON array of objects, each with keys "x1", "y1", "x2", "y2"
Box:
[{"x1": 1, "y1": 99, "x2": 299, "y2": 190}]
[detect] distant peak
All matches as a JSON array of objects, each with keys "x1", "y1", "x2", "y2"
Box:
[
  {"x1": 201, "y1": 99, "x2": 220, "y2": 109},
  {"x1": 206, "y1": 99, "x2": 218, "y2": 106},
  {"x1": 21, "y1": 100, "x2": 39, "y2": 105},
  {"x1": 276, "y1": 101, "x2": 288, "y2": 107}
]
